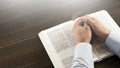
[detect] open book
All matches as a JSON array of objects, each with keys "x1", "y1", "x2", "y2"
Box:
[{"x1": 38, "y1": 10, "x2": 120, "y2": 68}]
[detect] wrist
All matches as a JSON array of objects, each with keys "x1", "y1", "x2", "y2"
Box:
[
  {"x1": 103, "y1": 30, "x2": 110, "y2": 42},
  {"x1": 76, "y1": 40, "x2": 90, "y2": 45},
  {"x1": 76, "y1": 42, "x2": 91, "y2": 47}
]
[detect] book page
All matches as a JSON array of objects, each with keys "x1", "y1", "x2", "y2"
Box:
[
  {"x1": 46, "y1": 20, "x2": 98, "y2": 68},
  {"x1": 89, "y1": 10, "x2": 120, "y2": 60},
  {"x1": 39, "y1": 31, "x2": 65, "y2": 68},
  {"x1": 46, "y1": 21, "x2": 75, "y2": 68},
  {"x1": 91, "y1": 40, "x2": 113, "y2": 61},
  {"x1": 39, "y1": 10, "x2": 120, "y2": 68}
]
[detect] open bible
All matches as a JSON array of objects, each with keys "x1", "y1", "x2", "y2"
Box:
[{"x1": 38, "y1": 10, "x2": 120, "y2": 68}]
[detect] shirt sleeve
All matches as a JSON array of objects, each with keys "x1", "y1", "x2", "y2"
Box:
[
  {"x1": 71, "y1": 43, "x2": 94, "y2": 68},
  {"x1": 105, "y1": 31, "x2": 120, "y2": 57}
]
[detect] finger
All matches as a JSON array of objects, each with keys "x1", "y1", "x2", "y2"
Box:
[
  {"x1": 79, "y1": 19, "x2": 84, "y2": 26},
  {"x1": 78, "y1": 16, "x2": 88, "y2": 26},
  {"x1": 79, "y1": 16, "x2": 91, "y2": 25},
  {"x1": 81, "y1": 16, "x2": 88, "y2": 22},
  {"x1": 84, "y1": 23, "x2": 91, "y2": 31},
  {"x1": 74, "y1": 19, "x2": 81, "y2": 28},
  {"x1": 85, "y1": 15, "x2": 95, "y2": 20},
  {"x1": 87, "y1": 16, "x2": 96, "y2": 20},
  {"x1": 86, "y1": 16, "x2": 95, "y2": 22},
  {"x1": 84, "y1": 16, "x2": 97, "y2": 27},
  {"x1": 74, "y1": 19, "x2": 84, "y2": 28},
  {"x1": 74, "y1": 17, "x2": 82, "y2": 23}
]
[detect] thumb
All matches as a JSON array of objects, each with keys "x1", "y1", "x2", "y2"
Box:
[
  {"x1": 84, "y1": 23, "x2": 90, "y2": 30},
  {"x1": 85, "y1": 16, "x2": 96, "y2": 26}
]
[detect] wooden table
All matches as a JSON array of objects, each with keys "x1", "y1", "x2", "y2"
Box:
[{"x1": 0, "y1": 0, "x2": 120, "y2": 68}]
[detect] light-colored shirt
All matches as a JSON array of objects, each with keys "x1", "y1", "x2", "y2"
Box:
[{"x1": 71, "y1": 32, "x2": 120, "y2": 68}]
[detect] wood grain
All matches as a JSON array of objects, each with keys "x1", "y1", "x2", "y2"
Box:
[{"x1": 0, "y1": 0, "x2": 120, "y2": 68}]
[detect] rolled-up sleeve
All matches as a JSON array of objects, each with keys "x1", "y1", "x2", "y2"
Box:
[
  {"x1": 105, "y1": 31, "x2": 120, "y2": 57},
  {"x1": 71, "y1": 43, "x2": 94, "y2": 68}
]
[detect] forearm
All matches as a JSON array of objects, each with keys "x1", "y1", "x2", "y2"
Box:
[
  {"x1": 105, "y1": 31, "x2": 120, "y2": 57},
  {"x1": 71, "y1": 43, "x2": 94, "y2": 68}
]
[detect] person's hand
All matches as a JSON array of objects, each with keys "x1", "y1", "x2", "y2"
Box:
[
  {"x1": 72, "y1": 19, "x2": 92, "y2": 44},
  {"x1": 82, "y1": 16, "x2": 110, "y2": 42}
]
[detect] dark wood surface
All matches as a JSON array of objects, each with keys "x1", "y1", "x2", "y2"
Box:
[{"x1": 0, "y1": 0, "x2": 120, "y2": 68}]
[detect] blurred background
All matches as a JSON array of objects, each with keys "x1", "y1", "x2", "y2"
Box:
[{"x1": 0, "y1": 0, "x2": 120, "y2": 68}]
